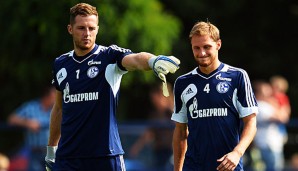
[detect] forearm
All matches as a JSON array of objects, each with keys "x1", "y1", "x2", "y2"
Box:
[
  {"x1": 233, "y1": 114, "x2": 257, "y2": 156},
  {"x1": 48, "y1": 91, "x2": 63, "y2": 146},
  {"x1": 122, "y1": 52, "x2": 154, "y2": 71},
  {"x1": 48, "y1": 106, "x2": 62, "y2": 146},
  {"x1": 173, "y1": 127, "x2": 188, "y2": 171}
]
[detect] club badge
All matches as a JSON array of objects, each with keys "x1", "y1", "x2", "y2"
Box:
[
  {"x1": 216, "y1": 82, "x2": 229, "y2": 93},
  {"x1": 87, "y1": 66, "x2": 99, "y2": 78}
]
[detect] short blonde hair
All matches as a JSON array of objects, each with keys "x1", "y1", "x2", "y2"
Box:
[
  {"x1": 70, "y1": 3, "x2": 98, "y2": 25},
  {"x1": 189, "y1": 21, "x2": 220, "y2": 42}
]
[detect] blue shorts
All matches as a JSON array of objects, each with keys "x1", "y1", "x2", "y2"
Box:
[
  {"x1": 182, "y1": 156, "x2": 243, "y2": 171},
  {"x1": 53, "y1": 155, "x2": 126, "y2": 171}
]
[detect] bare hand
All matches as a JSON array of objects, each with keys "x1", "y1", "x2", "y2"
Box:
[
  {"x1": 26, "y1": 119, "x2": 41, "y2": 132},
  {"x1": 216, "y1": 151, "x2": 241, "y2": 171}
]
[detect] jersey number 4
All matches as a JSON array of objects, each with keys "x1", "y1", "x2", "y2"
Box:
[{"x1": 204, "y1": 83, "x2": 210, "y2": 93}]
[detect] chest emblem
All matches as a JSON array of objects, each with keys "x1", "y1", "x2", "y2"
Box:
[
  {"x1": 216, "y1": 82, "x2": 229, "y2": 93},
  {"x1": 87, "y1": 66, "x2": 99, "y2": 78}
]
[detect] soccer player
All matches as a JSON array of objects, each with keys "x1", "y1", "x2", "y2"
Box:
[
  {"x1": 171, "y1": 21, "x2": 258, "y2": 171},
  {"x1": 45, "y1": 3, "x2": 180, "y2": 171}
]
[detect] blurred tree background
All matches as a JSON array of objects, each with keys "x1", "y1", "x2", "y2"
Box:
[
  {"x1": 0, "y1": 0, "x2": 297, "y2": 125},
  {"x1": 0, "y1": 0, "x2": 298, "y2": 167}
]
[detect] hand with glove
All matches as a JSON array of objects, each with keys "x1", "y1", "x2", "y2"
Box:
[
  {"x1": 45, "y1": 146, "x2": 57, "y2": 171},
  {"x1": 149, "y1": 55, "x2": 180, "y2": 97}
]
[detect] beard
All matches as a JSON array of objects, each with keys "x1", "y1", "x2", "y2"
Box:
[
  {"x1": 196, "y1": 56, "x2": 213, "y2": 67},
  {"x1": 74, "y1": 39, "x2": 94, "y2": 51},
  {"x1": 198, "y1": 61, "x2": 210, "y2": 67}
]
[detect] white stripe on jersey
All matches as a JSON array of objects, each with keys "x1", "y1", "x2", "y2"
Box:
[
  {"x1": 119, "y1": 155, "x2": 126, "y2": 171},
  {"x1": 229, "y1": 66, "x2": 256, "y2": 107},
  {"x1": 105, "y1": 64, "x2": 128, "y2": 97}
]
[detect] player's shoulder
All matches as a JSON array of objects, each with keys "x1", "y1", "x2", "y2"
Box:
[
  {"x1": 174, "y1": 68, "x2": 199, "y2": 88},
  {"x1": 176, "y1": 68, "x2": 198, "y2": 80},
  {"x1": 54, "y1": 51, "x2": 73, "y2": 63},
  {"x1": 221, "y1": 63, "x2": 249, "y2": 76},
  {"x1": 54, "y1": 45, "x2": 109, "y2": 62},
  {"x1": 107, "y1": 44, "x2": 132, "y2": 53}
]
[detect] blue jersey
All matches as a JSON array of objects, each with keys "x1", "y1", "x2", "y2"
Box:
[
  {"x1": 52, "y1": 44, "x2": 133, "y2": 159},
  {"x1": 171, "y1": 63, "x2": 258, "y2": 170},
  {"x1": 15, "y1": 99, "x2": 51, "y2": 147}
]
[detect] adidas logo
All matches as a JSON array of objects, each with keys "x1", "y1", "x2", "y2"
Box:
[
  {"x1": 58, "y1": 73, "x2": 63, "y2": 79},
  {"x1": 186, "y1": 88, "x2": 193, "y2": 95}
]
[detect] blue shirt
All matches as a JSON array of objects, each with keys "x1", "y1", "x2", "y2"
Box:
[
  {"x1": 15, "y1": 99, "x2": 51, "y2": 147},
  {"x1": 52, "y1": 44, "x2": 133, "y2": 159},
  {"x1": 171, "y1": 63, "x2": 258, "y2": 170}
]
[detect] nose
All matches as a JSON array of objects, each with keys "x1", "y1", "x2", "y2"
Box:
[
  {"x1": 199, "y1": 50, "x2": 206, "y2": 57},
  {"x1": 84, "y1": 28, "x2": 91, "y2": 37}
]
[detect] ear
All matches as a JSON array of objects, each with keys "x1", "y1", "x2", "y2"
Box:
[
  {"x1": 96, "y1": 25, "x2": 99, "y2": 35},
  {"x1": 67, "y1": 24, "x2": 72, "y2": 35},
  {"x1": 216, "y1": 39, "x2": 222, "y2": 50}
]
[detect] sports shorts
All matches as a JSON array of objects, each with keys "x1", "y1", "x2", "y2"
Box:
[{"x1": 53, "y1": 155, "x2": 126, "y2": 171}]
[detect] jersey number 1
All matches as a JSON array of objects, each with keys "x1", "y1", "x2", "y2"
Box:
[{"x1": 76, "y1": 69, "x2": 80, "y2": 79}]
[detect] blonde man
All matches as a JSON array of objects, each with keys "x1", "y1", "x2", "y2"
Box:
[{"x1": 171, "y1": 21, "x2": 257, "y2": 171}]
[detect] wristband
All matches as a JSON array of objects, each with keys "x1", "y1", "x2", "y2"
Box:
[
  {"x1": 46, "y1": 146, "x2": 57, "y2": 159},
  {"x1": 148, "y1": 56, "x2": 157, "y2": 69}
]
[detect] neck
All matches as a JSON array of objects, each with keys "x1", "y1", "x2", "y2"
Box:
[
  {"x1": 74, "y1": 44, "x2": 95, "y2": 56},
  {"x1": 199, "y1": 60, "x2": 221, "y2": 74}
]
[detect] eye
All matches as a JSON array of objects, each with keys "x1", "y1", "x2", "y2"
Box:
[
  {"x1": 89, "y1": 27, "x2": 96, "y2": 31},
  {"x1": 193, "y1": 46, "x2": 200, "y2": 51},
  {"x1": 204, "y1": 45, "x2": 211, "y2": 50}
]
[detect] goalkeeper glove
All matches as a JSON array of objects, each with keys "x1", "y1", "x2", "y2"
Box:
[
  {"x1": 148, "y1": 55, "x2": 180, "y2": 80},
  {"x1": 45, "y1": 146, "x2": 57, "y2": 171},
  {"x1": 149, "y1": 55, "x2": 180, "y2": 97}
]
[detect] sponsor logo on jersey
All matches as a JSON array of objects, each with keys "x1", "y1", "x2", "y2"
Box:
[
  {"x1": 183, "y1": 84, "x2": 197, "y2": 103},
  {"x1": 63, "y1": 82, "x2": 99, "y2": 103},
  {"x1": 189, "y1": 97, "x2": 228, "y2": 118},
  {"x1": 216, "y1": 73, "x2": 232, "y2": 81},
  {"x1": 88, "y1": 59, "x2": 101, "y2": 66},
  {"x1": 87, "y1": 66, "x2": 99, "y2": 78},
  {"x1": 57, "y1": 68, "x2": 67, "y2": 85},
  {"x1": 216, "y1": 82, "x2": 229, "y2": 93},
  {"x1": 186, "y1": 88, "x2": 194, "y2": 95}
]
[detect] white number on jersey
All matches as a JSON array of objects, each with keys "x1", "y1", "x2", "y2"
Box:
[
  {"x1": 203, "y1": 83, "x2": 210, "y2": 93},
  {"x1": 76, "y1": 69, "x2": 80, "y2": 79}
]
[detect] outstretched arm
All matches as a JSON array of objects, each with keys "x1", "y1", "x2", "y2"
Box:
[
  {"x1": 122, "y1": 52, "x2": 180, "y2": 74},
  {"x1": 122, "y1": 52, "x2": 154, "y2": 71},
  {"x1": 122, "y1": 52, "x2": 180, "y2": 96}
]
